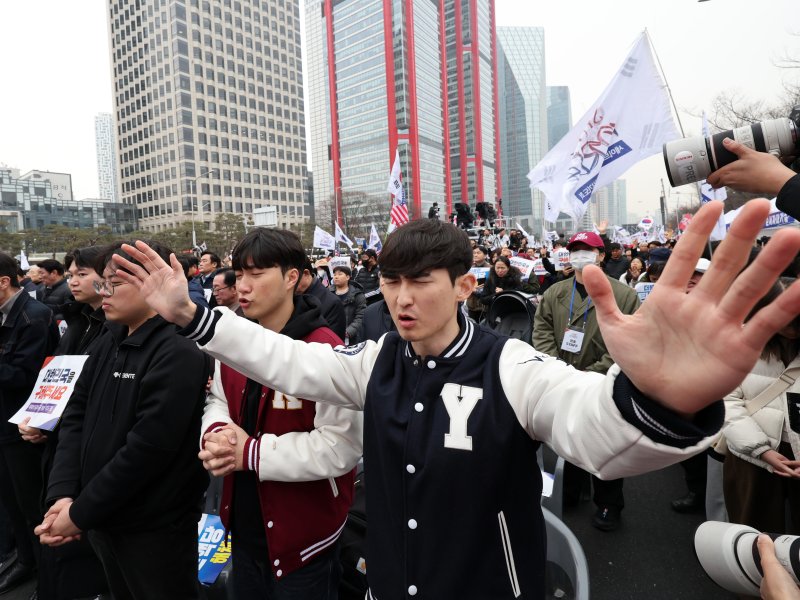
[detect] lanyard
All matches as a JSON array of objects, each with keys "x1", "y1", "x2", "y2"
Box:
[{"x1": 568, "y1": 278, "x2": 592, "y2": 330}]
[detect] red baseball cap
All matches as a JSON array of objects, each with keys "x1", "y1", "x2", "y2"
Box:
[{"x1": 566, "y1": 231, "x2": 605, "y2": 251}]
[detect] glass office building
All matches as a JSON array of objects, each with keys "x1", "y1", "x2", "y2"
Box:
[{"x1": 497, "y1": 26, "x2": 546, "y2": 231}]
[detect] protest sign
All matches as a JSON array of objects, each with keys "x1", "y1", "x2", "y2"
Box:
[
  {"x1": 553, "y1": 248, "x2": 570, "y2": 271},
  {"x1": 469, "y1": 267, "x2": 491, "y2": 282},
  {"x1": 8, "y1": 355, "x2": 90, "y2": 431},
  {"x1": 328, "y1": 256, "x2": 351, "y2": 271},
  {"x1": 198, "y1": 513, "x2": 233, "y2": 584},
  {"x1": 509, "y1": 256, "x2": 535, "y2": 279},
  {"x1": 635, "y1": 282, "x2": 655, "y2": 303}
]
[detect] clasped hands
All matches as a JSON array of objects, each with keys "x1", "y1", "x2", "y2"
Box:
[
  {"x1": 34, "y1": 498, "x2": 81, "y2": 547},
  {"x1": 198, "y1": 422, "x2": 248, "y2": 477}
]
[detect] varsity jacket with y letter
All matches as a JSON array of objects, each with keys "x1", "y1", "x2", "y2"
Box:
[{"x1": 182, "y1": 306, "x2": 723, "y2": 600}]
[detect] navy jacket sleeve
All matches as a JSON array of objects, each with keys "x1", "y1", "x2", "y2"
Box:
[{"x1": 776, "y1": 173, "x2": 800, "y2": 221}]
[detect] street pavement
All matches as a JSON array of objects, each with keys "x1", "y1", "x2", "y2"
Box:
[{"x1": 562, "y1": 462, "x2": 738, "y2": 600}]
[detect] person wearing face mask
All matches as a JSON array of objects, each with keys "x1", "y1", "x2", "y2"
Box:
[{"x1": 533, "y1": 231, "x2": 640, "y2": 531}]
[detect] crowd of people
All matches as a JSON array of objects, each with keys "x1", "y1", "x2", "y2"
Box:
[{"x1": 0, "y1": 141, "x2": 798, "y2": 600}]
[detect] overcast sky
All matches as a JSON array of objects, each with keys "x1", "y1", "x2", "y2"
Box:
[{"x1": 0, "y1": 0, "x2": 796, "y2": 221}]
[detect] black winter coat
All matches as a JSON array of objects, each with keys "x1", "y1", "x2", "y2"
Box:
[
  {"x1": 0, "y1": 292, "x2": 59, "y2": 444},
  {"x1": 41, "y1": 278, "x2": 72, "y2": 321},
  {"x1": 47, "y1": 316, "x2": 209, "y2": 533},
  {"x1": 332, "y1": 282, "x2": 366, "y2": 344}
]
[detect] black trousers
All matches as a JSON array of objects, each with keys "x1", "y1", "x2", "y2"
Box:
[
  {"x1": 88, "y1": 514, "x2": 199, "y2": 600},
  {"x1": 0, "y1": 441, "x2": 44, "y2": 567},
  {"x1": 679, "y1": 452, "x2": 708, "y2": 497},
  {"x1": 563, "y1": 461, "x2": 625, "y2": 511},
  {"x1": 0, "y1": 492, "x2": 15, "y2": 557}
]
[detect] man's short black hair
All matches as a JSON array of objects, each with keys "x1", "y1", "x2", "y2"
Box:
[
  {"x1": 474, "y1": 246, "x2": 488, "y2": 256},
  {"x1": 187, "y1": 255, "x2": 199, "y2": 269},
  {"x1": 609, "y1": 242, "x2": 621, "y2": 251},
  {"x1": 363, "y1": 249, "x2": 378, "y2": 260},
  {"x1": 38, "y1": 259, "x2": 64, "y2": 275},
  {"x1": 176, "y1": 255, "x2": 193, "y2": 278},
  {"x1": 231, "y1": 228, "x2": 305, "y2": 275},
  {"x1": 380, "y1": 220, "x2": 472, "y2": 284},
  {"x1": 71, "y1": 246, "x2": 108, "y2": 270},
  {"x1": 201, "y1": 251, "x2": 221, "y2": 267},
  {"x1": 0, "y1": 253, "x2": 21, "y2": 288},
  {"x1": 332, "y1": 266, "x2": 352, "y2": 278},
  {"x1": 215, "y1": 268, "x2": 236, "y2": 287},
  {"x1": 101, "y1": 241, "x2": 173, "y2": 276}
]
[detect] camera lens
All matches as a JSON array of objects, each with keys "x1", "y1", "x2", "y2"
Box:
[{"x1": 663, "y1": 118, "x2": 798, "y2": 187}]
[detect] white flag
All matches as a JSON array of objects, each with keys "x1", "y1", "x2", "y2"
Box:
[
  {"x1": 313, "y1": 226, "x2": 336, "y2": 251},
  {"x1": 334, "y1": 222, "x2": 354, "y2": 248},
  {"x1": 699, "y1": 112, "x2": 728, "y2": 242},
  {"x1": 515, "y1": 222, "x2": 534, "y2": 245},
  {"x1": 528, "y1": 32, "x2": 679, "y2": 222},
  {"x1": 18, "y1": 250, "x2": 30, "y2": 270},
  {"x1": 368, "y1": 224, "x2": 383, "y2": 252}
]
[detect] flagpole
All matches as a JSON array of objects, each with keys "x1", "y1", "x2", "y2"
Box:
[{"x1": 644, "y1": 29, "x2": 686, "y2": 138}]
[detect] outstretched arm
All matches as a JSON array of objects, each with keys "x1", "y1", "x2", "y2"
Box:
[{"x1": 581, "y1": 198, "x2": 800, "y2": 417}]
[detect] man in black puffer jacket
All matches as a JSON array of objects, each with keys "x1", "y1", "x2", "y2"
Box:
[{"x1": 39, "y1": 242, "x2": 209, "y2": 600}]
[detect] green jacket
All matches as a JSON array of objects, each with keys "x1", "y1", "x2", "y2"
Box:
[{"x1": 532, "y1": 275, "x2": 640, "y2": 374}]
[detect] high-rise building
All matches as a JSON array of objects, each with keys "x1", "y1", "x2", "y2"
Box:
[
  {"x1": 444, "y1": 0, "x2": 501, "y2": 212},
  {"x1": 305, "y1": 0, "x2": 498, "y2": 234},
  {"x1": 108, "y1": 0, "x2": 309, "y2": 235},
  {"x1": 591, "y1": 179, "x2": 627, "y2": 227},
  {"x1": 546, "y1": 85, "x2": 576, "y2": 234},
  {"x1": 546, "y1": 86, "x2": 570, "y2": 151},
  {"x1": 496, "y1": 26, "x2": 546, "y2": 230},
  {"x1": 95, "y1": 113, "x2": 120, "y2": 202}
]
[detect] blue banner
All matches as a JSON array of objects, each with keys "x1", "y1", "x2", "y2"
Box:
[{"x1": 198, "y1": 513, "x2": 232, "y2": 585}]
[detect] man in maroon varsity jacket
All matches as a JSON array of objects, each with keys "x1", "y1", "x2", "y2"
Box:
[{"x1": 198, "y1": 228, "x2": 363, "y2": 600}]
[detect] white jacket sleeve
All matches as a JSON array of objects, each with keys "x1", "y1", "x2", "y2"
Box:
[
  {"x1": 255, "y1": 401, "x2": 363, "y2": 481},
  {"x1": 200, "y1": 359, "x2": 233, "y2": 448},
  {"x1": 499, "y1": 339, "x2": 719, "y2": 480},
  {"x1": 722, "y1": 386, "x2": 773, "y2": 460},
  {"x1": 196, "y1": 308, "x2": 384, "y2": 410}
]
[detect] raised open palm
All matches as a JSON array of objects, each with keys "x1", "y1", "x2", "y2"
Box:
[{"x1": 583, "y1": 199, "x2": 800, "y2": 415}]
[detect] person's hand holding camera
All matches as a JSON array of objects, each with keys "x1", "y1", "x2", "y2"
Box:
[
  {"x1": 758, "y1": 534, "x2": 800, "y2": 600},
  {"x1": 706, "y1": 138, "x2": 795, "y2": 196}
]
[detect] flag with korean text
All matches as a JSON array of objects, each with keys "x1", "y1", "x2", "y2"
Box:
[
  {"x1": 387, "y1": 149, "x2": 409, "y2": 229},
  {"x1": 527, "y1": 32, "x2": 679, "y2": 222}
]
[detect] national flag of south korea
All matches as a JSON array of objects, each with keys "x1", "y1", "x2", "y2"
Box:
[
  {"x1": 528, "y1": 32, "x2": 679, "y2": 223},
  {"x1": 313, "y1": 226, "x2": 336, "y2": 251},
  {"x1": 387, "y1": 149, "x2": 409, "y2": 228},
  {"x1": 699, "y1": 112, "x2": 728, "y2": 241}
]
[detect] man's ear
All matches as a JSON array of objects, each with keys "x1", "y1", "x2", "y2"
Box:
[{"x1": 456, "y1": 272, "x2": 477, "y2": 302}]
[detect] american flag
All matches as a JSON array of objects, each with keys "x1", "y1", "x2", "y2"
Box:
[{"x1": 387, "y1": 149, "x2": 409, "y2": 227}]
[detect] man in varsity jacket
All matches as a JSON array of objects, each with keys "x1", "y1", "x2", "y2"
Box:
[
  {"x1": 115, "y1": 199, "x2": 800, "y2": 600},
  {"x1": 197, "y1": 228, "x2": 362, "y2": 598}
]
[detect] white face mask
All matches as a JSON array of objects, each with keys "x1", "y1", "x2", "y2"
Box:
[{"x1": 569, "y1": 250, "x2": 597, "y2": 271}]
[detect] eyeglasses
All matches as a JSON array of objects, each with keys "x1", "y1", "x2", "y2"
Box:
[
  {"x1": 212, "y1": 285, "x2": 233, "y2": 294},
  {"x1": 92, "y1": 280, "x2": 128, "y2": 296}
]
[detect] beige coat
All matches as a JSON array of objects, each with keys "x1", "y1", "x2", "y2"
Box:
[{"x1": 723, "y1": 356, "x2": 800, "y2": 472}]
